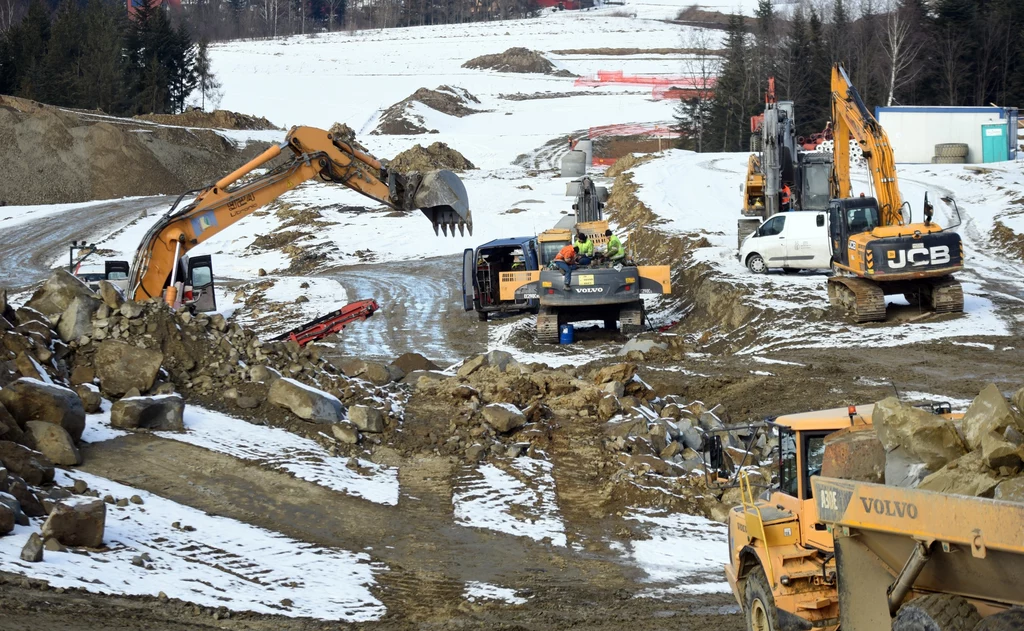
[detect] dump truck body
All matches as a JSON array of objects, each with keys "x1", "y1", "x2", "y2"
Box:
[{"x1": 812, "y1": 477, "x2": 1024, "y2": 629}]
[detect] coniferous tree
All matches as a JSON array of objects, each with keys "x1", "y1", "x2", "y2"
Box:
[
  {"x1": 9, "y1": 0, "x2": 50, "y2": 101},
  {"x1": 79, "y1": 0, "x2": 129, "y2": 114},
  {"x1": 707, "y1": 14, "x2": 754, "y2": 152},
  {"x1": 39, "y1": 0, "x2": 83, "y2": 107},
  {"x1": 194, "y1": 37, "x2": 219, "y2": 110}
]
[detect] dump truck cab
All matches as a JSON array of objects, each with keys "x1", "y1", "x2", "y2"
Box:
[
  {"x1": 725, "y1": 405, "x2": 876, "y2": 631},
  {"x1": 462, "y1": 236, "x2": 539, "y2": 321}
]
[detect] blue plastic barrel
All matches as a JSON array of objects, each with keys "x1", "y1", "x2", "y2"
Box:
[{"x1": 559, "y1": 324, "x2": 575, "y2": 344}]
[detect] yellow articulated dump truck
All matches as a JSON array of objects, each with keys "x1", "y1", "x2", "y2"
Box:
[
  {"x1": 724, "y1": 404, "x2": 1024, "y2": 631},
  {"x1": 813, "y1": 476, "x2": 1024, "y2": 631}
]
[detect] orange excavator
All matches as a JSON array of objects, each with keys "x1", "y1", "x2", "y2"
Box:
[
  {"x1": 826, "y1": 65, "x2": 964, "y2": 322},
  {"x1": 126, "y1": 125, "x2": 472, "y2": 308}
]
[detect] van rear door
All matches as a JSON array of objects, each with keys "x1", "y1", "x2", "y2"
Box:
[
  {"x1": 186, "y1": 255, "x2": 217, "y2": 312},
  {"x1": 462, "y1": 248, "x2": 476, "y2": 311}
]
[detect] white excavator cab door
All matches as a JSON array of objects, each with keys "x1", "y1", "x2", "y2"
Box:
[{"x1": 462, "y1": 248, "x2": 476, "y2": 311}]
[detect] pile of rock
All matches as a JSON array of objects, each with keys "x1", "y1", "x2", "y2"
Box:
[
  {"x1": 826, "y1": 384, "x2": 1024, "y2": 502},
  {"x1": 410, "y1": 351, "x2": 761, "y2": 519}
]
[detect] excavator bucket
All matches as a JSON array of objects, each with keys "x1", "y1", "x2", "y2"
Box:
[{"x1": 414, "y1": 170, "x2": 473, "y2": 237}]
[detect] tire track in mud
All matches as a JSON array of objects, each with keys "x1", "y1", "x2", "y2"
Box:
[
  {"x1": 321, "y1": 255, "x2": 488, "y2": 365},
  {"x1": 0, "y1": 195, "x2": 173, "y2": 291}
]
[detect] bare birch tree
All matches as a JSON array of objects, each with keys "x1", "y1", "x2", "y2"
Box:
[{"x1": 882, "y1": 0, "x2": 923, "y2": 105}]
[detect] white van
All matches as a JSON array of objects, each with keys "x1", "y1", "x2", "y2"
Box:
[{"x1": 738, "y1": 211, "x2": 831, "y2": 273}]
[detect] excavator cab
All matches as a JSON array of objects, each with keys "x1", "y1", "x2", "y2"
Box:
[{"x1": 828, "y1": 196, "x2": 881, "y2": 269}]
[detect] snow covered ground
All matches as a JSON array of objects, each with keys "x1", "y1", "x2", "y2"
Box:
[
  {"x1": 0, "y1": 470, "x2": 385, "y2": 621},
  {"x1": 452, "y1": 457, "x2": 567, "y2": 547},
  {"x1": 84, "y1": 404, "x2": 401, "y2": 505},
  {"x1": 624, "y1": 508, "x2": 730, "y2": 597}
]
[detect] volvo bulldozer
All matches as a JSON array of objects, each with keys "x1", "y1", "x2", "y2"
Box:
[
  {"x1": 126, "y1": 125, "x2": 471, "y2": 309},
  {"x1": 826, "y1": 65, "x2": 964, "y2": 322}
]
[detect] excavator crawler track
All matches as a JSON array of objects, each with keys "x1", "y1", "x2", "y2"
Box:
[
  {"x1": 536, "y1": 307, "x2": 560, "y2": 344},
  {"x1": 925, "y1": 275, "x2": 964, "y2": 314},
  {"x1": 828, "y1": 277, "x2": 887, "y2": 323}
]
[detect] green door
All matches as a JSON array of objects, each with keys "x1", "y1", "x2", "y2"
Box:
[{"x1": 981, "y1": 124, "x2": 1008, "y2": 163}]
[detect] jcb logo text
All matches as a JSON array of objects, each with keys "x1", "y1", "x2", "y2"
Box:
[{"x1": 887, "y1": 246, "x2": 950, "y2": 269}]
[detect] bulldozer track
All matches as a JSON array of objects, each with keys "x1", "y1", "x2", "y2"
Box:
[
  {"x1": 828, "y1": 277, "x2": 887, "y2": 323},
  {"x1": 536, "y1": 308, "x2": 560, "y2": 343}
]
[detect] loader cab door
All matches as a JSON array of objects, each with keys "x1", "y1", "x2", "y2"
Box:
[
  {"x1": 186, "y1": 255, "x2": 216, "y2": 313},
  {"x1": 462, "y1": 248, "x2": 476, "y2": 311}
]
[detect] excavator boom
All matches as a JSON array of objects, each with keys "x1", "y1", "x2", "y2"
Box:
[
  {"x1": 128, "y1": 126, "x2": 471, "y2": 304},
  {"x1": 830, "y1": 65, "x2": 903, "y2": 225}
]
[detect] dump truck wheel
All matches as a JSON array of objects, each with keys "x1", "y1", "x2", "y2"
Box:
[
  {"x1": 893, "y1": 594, "x2": 981, "y2": 631},
  {"x1": 973, "y1": 608, "x2": 1024, "y2": 631},
  {"x1": 743, "y1": 566, "x2": 779, "y2": 631}
]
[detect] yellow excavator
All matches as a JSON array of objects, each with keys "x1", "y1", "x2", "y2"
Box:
[
  {"x1": 827, "y1": 64, "x2": 964, "y2": 322},
  {"x1": 126, "y1": 125, "x2": 471, "y2": 307}
]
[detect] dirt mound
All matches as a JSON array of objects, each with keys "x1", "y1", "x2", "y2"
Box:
[
  {"x1": 993, "y1": 220, "x2": 1024, "y2": 262},
  {"x1": 134, "y1": 109, "x2": 279, "y2": 130},
  {"x1": 373, "y1": 85, "x2": 482, "y2": 136},
  {"x1": 0, "y1": 98, "x2": 274, "y2": 205},
  {"x1": 462, "y1": 47, "x2": 575, "y2": 76},
  {"x1": 389, "y1": 142, "x2": 476, "y2": 172},
  {"x1": 327, "y1": 122, "x2": 367, "y2": 152}
]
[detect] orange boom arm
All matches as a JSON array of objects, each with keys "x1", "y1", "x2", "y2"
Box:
[{"x1": 128, "y1": 125, "x2": 471, "y2": 304}]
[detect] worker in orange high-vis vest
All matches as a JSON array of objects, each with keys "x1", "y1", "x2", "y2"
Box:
[
  {"x1": 781, "y1": 184, "x2": 792, "y2": 211},
  {"x1": 553, "y1": 244, "x2": 579, "y2": 290}
]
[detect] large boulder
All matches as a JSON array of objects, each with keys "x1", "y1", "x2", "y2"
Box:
[
  {"x1": 110, "y1": 394, "x2": 185, "y2": 431},
  {"x1": 25, "y1": 269, "x2": 97, "y2": 317},
  {"x1": 391, "y1": 353, "x2": 440, "y2": 374},
  {"x1": 56, "y1": 295, "x2": 101, "y2": 342},
  {"x1": 94, "y1": 340, "x2": 164, "y2": 396},
  {"x1": 0, "y1": 441, "x2": 55, "y2": 485},
  {"x1": 821, "y1": 427, "x2": 885, "y2": 484},
  {"x1": 593, "y1": 363, "x2": 636, "y2": 385},
  {"x1": 20, "y1": 532, "x2": 43, "y2": 562},
  {"x1": 481, "y1": 403, "x2": 526, "y2": 433},
  {"x1": 961, "y1": 384, "x2": 1024, "y2": 451},
  {"x1": 0, "y1": 378, "x2": 86, "y2": 442},
  {"x1": 3, "y1": 473, "x2": 45, "y2": 517},
  {"x1": 918, "y1": 451, "x2": 1000, "y2": 498},
  {"x1": 0, "y1": 501, "x2": 14, "y2": 535},
  {"x1": 0, "y1": 490, "x2": 29, "y2": 527},
  {"x1": 617, "y1": 338, "x2": 668, "y2": 357},
  {"x1": 24, "y1": 422, "x2": 81, "y2": 465},
  {"x1": 362, "y1": 362, "x2": 393, "y2": 386},
  {"x1": 96, "y1": 280, "x2": 124, "y2": 310},
  {"x1": 980, "y1": 431, "x2": 1023, "y2": 470},
  {"x1": 884, "y1": 447, "x2": 933, "y2": 488},
  {"x1": 268, "y1": 378, "x2": 342, "y2": 423},
  {"x1": 348, "y1": 405, "x2": 384, "y2": 433},
  {"x1": 994, "y1": 477, "x2": 1024, "y2": 503},
  {"x1": 41, "y1": 497, "x2": 106, "y2": 547},
  {"x1": 1013, "y1": 387, "x2": 1024, "y2": 417},
  {"x1": 74, "y1": 385, "x2": 102, "y2": 414},
  {"x1": 873, "y1": 397, "x2": 966, "y2": 470}
]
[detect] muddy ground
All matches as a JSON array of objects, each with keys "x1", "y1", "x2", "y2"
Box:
[{"x1": 2, "y1": 140, "x2": 1024, "y2": 631}]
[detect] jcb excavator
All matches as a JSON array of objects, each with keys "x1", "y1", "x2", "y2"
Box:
[
  {"x1": 826, "y1": 65, "x2": 964, "y2": 322},
  {"x1": 127, "y1": 125, "x2": 471, "y2": 307}
]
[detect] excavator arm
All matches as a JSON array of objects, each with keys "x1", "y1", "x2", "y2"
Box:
[
  {"x1": 830, "y1": 65, "x2": 904, "y2": 226},
  {"x1": 128, "y1": 125, "x2": 471, "y2": 304}
]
